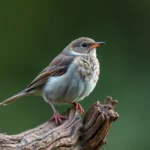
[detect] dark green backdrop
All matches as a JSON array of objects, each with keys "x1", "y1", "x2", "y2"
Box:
[{"x1": 0, "y1": 0, "x2": 149, "y2": 150}]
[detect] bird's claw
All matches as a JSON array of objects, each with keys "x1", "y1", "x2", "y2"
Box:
[
  {"x1": 49, "y1": 112, "x2": 66, "y2": 125},
  {"x1": 73, "y1": 102, "x2": 84, "y2": 114}
]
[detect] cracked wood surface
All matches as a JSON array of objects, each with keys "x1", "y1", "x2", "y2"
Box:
[{"x1": 0, "y1": 96, "x2": 119, "y2": 150}]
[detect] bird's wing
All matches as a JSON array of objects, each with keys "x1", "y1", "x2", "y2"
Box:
[{"x1": 27, "y1": 54, "x2": 75, "y2": 91}]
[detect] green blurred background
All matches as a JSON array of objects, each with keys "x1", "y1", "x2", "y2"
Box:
[{"x1": 0, "y1": 0, "x2": 150, "y2": 149}]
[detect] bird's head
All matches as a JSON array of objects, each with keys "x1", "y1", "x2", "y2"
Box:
[{"x1": 63, "y1": 37, "x2": 105, "y2": 57}]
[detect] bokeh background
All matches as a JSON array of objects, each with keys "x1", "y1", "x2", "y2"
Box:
[{"x1": 0, "y1": 0, "x2": 150, "y2": 149}]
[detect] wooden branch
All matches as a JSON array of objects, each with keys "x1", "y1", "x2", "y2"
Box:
[{"x1": 0, "y1": 96, "x2": 119, "y2": 150}]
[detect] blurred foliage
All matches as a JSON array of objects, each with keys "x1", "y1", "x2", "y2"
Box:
[{"x1": 0, "y1": 0, "x2": 150, "y2": 149}]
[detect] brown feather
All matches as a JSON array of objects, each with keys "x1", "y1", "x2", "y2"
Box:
[
  {"x1": 27, "y1": 54, "x2": 75, "y2": 90},
  {"x1": 0, "y1": 91, "x2": 27, "y2": 106}
]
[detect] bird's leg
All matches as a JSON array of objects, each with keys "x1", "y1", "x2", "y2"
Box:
[
  {"x1": 72, "y1": 102, "x2": 84, "y2": 114},
  {"x1": 47, "y1": 98, "x2": 66, "y2": 125}
]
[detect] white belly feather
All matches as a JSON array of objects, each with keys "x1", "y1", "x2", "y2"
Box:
[{"x1": 43, "y1": 57, "x2": 99, "y2": 104}]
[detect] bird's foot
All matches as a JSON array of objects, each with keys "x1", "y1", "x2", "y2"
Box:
[
  {"x1": 72, "y1": 102, "x2": 84, "y2": 114},
  {"x1": 49, "y1": 112, "x2": 66, "y2": 125}
]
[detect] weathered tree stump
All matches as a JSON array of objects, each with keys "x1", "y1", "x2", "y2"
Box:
[{"x1": 0, "y1": 96, "x2": 119, "y2": 150}]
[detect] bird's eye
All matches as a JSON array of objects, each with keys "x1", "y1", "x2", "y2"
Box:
[{"x1": 81, "y1": 43, "x2": 88, "y2": 48}]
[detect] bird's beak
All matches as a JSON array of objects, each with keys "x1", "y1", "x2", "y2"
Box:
[{"x1": 90, "y1": 42, "x2": 105, "y2": 49}]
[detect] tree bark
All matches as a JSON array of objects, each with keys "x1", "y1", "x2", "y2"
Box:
[{"x1": 0, "y1": 96, "x2": 119, "y2": 150}]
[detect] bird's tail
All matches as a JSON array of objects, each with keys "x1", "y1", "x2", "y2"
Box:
[{"x1": 0, "y1": 90, "x2": 28, "y2": 106}]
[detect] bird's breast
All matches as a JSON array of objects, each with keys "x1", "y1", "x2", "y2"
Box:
[
  {"x1": 74, "y1": 55, "x2": 100, "y2": 83},
  {"x1": 43, "y1": 55, "x2": 100, "y2": 104}
]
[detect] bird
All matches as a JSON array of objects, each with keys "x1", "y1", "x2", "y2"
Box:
[{"x1": 0, "y1": 37, "x2": 105, "y2": 124}]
